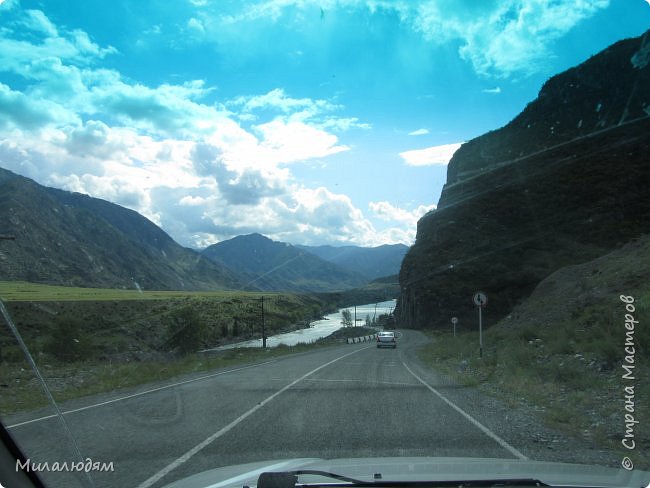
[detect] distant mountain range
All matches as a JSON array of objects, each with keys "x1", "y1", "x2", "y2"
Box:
[
  {"x1": 201, "y1": 233, "x2": 406, "y2": 293},
  {"x1": 296, "y1": 243, "x2": 408, "y2": 281},
  {"x1": 0, "y1": 169, "x2": 407, "y2": 293},
  {"x1": 397, "y1": 29, "x2": 650, "y2": 329},
  {"x1": 0, "y1": 167, "x2": 243, "y2": 291}
]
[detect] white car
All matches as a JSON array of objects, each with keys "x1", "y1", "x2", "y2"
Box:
[{"x1": 376, "y1": 331, "x2": 397, "y2": 348}]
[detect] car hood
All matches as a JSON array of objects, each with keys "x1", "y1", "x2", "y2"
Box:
[{"x1": 162, "y1": 457, "x2": 649, "y2": 488}]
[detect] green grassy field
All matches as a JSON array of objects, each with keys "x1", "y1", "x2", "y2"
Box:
[
  {"x1": 0, "y1": 281, "x2": 348, "y2": 416},
  {"x1": 0, "y1": 281, "x2": 272, "y2": 302}
]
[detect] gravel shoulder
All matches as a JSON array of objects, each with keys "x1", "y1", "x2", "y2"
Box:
[{"x1": 399, "y1": 329, "x2": 638, "y2": 470}]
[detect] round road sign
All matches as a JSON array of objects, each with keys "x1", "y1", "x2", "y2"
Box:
[{"x1": 473, "y1": 292, "x2": 488, "y2": 307}]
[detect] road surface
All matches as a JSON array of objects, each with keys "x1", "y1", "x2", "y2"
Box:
[{"x1": 7, "y1": 330, "x2": 529, "y2": 488}]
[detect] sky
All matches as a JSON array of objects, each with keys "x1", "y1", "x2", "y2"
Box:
[{"x1": 0, "y1": 0, "x2": 648, "y2": 248}]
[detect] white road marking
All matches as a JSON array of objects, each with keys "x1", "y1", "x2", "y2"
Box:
[
  {"x1": 401, "y1": 360, "x2": 528, "y2": 460},
  {"x1": 7, "y1": 358, "x2": 287, "y2": 429},
  {"x1": 301, "y1": 378, "x2": 418, "y2": 386},
  {"x1": 136, "y1": 345, "x2": 372, "y2": 488}
]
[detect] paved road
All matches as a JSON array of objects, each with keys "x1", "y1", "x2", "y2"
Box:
[{"x1": 6, "y1": 330, "x2": 527, "y2": 488}]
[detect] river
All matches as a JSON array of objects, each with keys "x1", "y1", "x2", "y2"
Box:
[{"x1": 208, "y1": 299, "x2": 396, "y2": 350}]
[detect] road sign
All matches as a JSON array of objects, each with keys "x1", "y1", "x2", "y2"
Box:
[
  {"x1": 473, "y1": 292, "x2": 487, "y2": 358},
  {"x1": 451, "y1": 317, "x2": 458, "y2": 324},
  {"x1": 473, "y1": 291, "x2": 488, "y2": 307}
]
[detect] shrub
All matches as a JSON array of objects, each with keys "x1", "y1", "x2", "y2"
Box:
[
  {"x1": 45, "y1": 314, "x2": 93, "y2": 362},
  {"x1": 165, "y1": 306, "x2": 207, "y2": 355}
]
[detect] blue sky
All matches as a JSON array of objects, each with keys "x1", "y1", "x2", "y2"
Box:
[{"x1": 0, "y1": 0, "x2": 648, "y2": 247}]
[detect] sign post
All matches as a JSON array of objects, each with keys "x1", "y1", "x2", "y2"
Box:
[
  {"x1": 451, "y1": 317, "x2": 458, "y2": 337},
  {"x1": 261, "y1": 296, "x2": 266, "y2": 348},
  {"x1": 472, "y1": 292, "x2": 488, "y2": 358}
]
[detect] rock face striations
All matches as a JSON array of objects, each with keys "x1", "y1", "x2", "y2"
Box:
[{"x1": 397, "y1": 30, "x2": 650, "y2": 330}]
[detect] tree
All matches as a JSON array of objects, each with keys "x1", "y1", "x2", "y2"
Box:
[
  {"x1": 165, "y1": 306, "x2": 207, "y2": 354},
  {"x1": 341, "y1": 309, "x2": 352, "y2": 327}
]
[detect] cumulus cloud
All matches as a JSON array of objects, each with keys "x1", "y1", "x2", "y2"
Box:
[
  {"x1": 399, "y1": 142, "x2": 462, "y2": 166},
  {"x1": 255, "y1": 119, "x2": 349, "y2": 162},
  {"x1": 20, "y1": 9, "x2": 59, "y2": 36},
  {"x1": 225, "y1": 0, "x2": 609, "y2": 77},
  {"x1": 229, "y1": 88, "x2": 370, "y2": 133},
  {"x1": 411, "y1": 0, "x2": 610, "y2": 77},
  {"x1": 0, "y1": 83, "x2": 77, "y2": 129},
  {"x1": 0, "y1": 9, "x2": 116, "y2": 76},
  {"x1": 0, "y1": 5, "x2": 417, "y2": 247},
  {"x1": 89, "y1": 79, "x2": 221, "y2": 136},
  {"x1": 229, "y1": 88, "x2": 338, "y2": 115},
  {"x1": 370, "y1": 201, "x2": 434, "y2": 225},
  {"x1": 368, "y1": 201, "x2": 435, "y2": 245},
  {"x1": 153, "y1": 183, "x2": 383, "y2": 247}
]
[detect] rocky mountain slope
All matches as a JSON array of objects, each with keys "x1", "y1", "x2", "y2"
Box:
[
  {"x1": 0, "y1": 168, "x2": 243, "y2": 290},
  {"x1": 397, "y1": 29, "x2": 650, "y2": 329},
  {"x1": 202, "y1": 233, "x2": 368, "y2": 292}
]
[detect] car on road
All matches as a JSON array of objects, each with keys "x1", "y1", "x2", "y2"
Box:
[{"x1": 376, "y1": 331, "x2": 397, "y2": 348}]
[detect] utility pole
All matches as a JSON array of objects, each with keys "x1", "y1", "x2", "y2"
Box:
[{"x1": 261, "y1": 296, "x2": 266, "y2": 348}]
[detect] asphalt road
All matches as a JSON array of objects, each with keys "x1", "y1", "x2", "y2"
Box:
[{"x1": 6, "y1": 330, "x2": 528, "y2": 488}]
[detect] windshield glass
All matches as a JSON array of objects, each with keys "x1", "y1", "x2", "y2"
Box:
[{"x1": 1, "y1": 1, "x2": 649, "y2": 488}]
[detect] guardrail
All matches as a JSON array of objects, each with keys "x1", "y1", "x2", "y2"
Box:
[{"x1": 346, "y1": 334, "x2": 377, "y2": 344}]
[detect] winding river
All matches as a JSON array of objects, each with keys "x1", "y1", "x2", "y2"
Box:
[{"x1": 208, "y1": 299, "x2": 396, "y2": 350}]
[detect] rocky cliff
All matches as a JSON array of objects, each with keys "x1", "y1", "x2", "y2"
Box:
[{"x1": 397, "y1": 30, "x2": 650, "y2": 330}]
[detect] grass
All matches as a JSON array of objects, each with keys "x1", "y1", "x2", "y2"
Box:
[
  {"x1": 0, "y1": 280, "x2": 271, "y2": 302},
  {"x1": 1, "y1": 341, "x2": 332, "y2": 416},
  {"x1": 0, "y1": 282, "x2": 338, "y2": 362},
  {"x1": 416, "y1": 299, "x2": 650, "y2": 465}
]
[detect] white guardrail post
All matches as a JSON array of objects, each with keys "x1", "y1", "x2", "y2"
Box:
[{"x1": 347, "y1": 333, "x2": 377, "y2": 344}]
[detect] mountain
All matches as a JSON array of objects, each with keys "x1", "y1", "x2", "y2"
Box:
[
  {"x1": 201, "y1": 233, "x2": 368, "y2": 292},
  {"x1": 0, "y1": 167, "x2": 243, "y2": 290},
  {"x1": 296, "y1": 243, "x2": 408, "y2": 280},
  {"x1": 396, "y1": 30, "x2": 650, "y2": 330}
]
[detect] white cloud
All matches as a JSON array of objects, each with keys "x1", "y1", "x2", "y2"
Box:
[
  {"x1": 482, "y1": 87, "x2": 501, "y2": 94},
  {"x1": 367, "y1": 201, "x2": 435, "y2": 245},
  {"x1": 187, "y1": 17, "x2": 206, "y2": 35},
  {"x1": 412, "y1": 0, "x2": 610, "y2": 77},
  {"x1": 255, "y1": 119, "x2": 349, "y2": 163},
  {"x1": 0, "y1": 10, "x2": 116, "y2": 75},
  {"x1": 369, "y1": 201, "x2": 434, "y2": 225},
  {"x1": 226, "y1": 0, "x2": 610, "y2": 77},
  {"x1": 0, "y1": 82, "x2": 79, "y2": 129},
  {"x1": 229, "y1": 88, "x2": 338, "y2": 115},
  {"x1": 321, "y1": 117, "x2": 371, "y2": 132},
  {"x1": 0, "y1": 5, "x2": 418, "y2": 248},
  {"x1": 408, "y1": 128, "x2": 429, "y2": 136},
  {"x1": 399, "y1": 142, "x2": 462, "y2": 166},
  {"x1": 21, "y1": 9, "x2": 59, "y2": 36}
]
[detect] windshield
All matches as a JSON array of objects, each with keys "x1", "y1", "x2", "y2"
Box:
[{"x1": 0, "y1": 1, "x2": 649, "y2": 488}]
